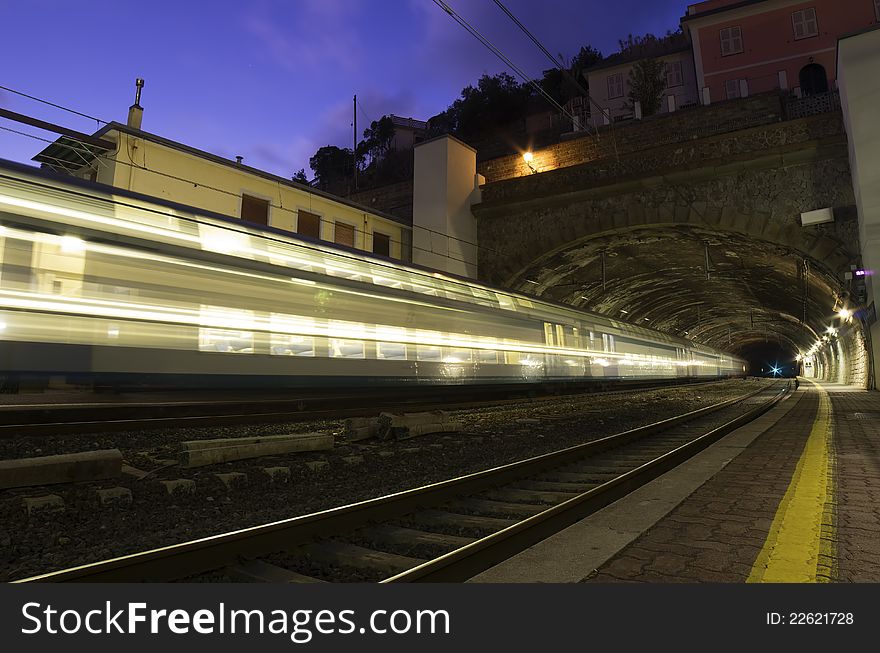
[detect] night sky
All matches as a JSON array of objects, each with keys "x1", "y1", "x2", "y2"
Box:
[{"x1": 0, "y1": 0, "x2": 687, "y2": 178}]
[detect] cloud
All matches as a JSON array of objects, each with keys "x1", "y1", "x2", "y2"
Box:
[{"x1": 243, "y1": 1, "x2": 366, "y2": 74}]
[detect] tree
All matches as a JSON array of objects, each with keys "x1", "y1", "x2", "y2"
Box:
[
  {"x1": 358, "y1": 116, "x2": 395, "y2": 166},
  {"x1": 425, "y1": 72, "x2": 534, "y2": 143},
  {"x1": 628, "y1": 58, "x2": 667, "y2": 117},
  {"x1": 308, "y1": 145, "x2": 355, "y2": 189},
  {"x1": 292, "y1": 168, "x2": 310, "y2": 185},
  {"x1": 618, "y1": 30, "x2": 686, "y2": 57}
]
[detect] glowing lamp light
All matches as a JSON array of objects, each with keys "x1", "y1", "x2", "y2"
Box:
[
  {"x1": 522, "y1": 151, "x2": 537, "y2": 174},
  {"x1": 838, "y1": 308, "x2": 851, "y2": 320},
  {"x1": 826, "y1": 326, "x2": 836, "y2": 335}
]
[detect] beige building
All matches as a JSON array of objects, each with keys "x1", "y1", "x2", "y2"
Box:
[
  {"x1": 34, "y1": 108, "x2": 411, "y2": 262},
  {"x1": 585, "y1": 41, "x2": 700, "y2": 128}
]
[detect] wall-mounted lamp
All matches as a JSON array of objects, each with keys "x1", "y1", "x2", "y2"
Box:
[{"x1": 523, "y1": 151, "x2": 537, "y2": 174}]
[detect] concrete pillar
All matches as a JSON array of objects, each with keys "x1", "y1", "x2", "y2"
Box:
[
  {"x1": 839, "y1": 27, "x2": 880, "y2": 388},
  {"x1": 412, "y1": 135, "x2": 480, "y2": 278},
  {"x1": 667, "y1": 95, "x2": 677, "y2": 113},
  {"x1": 701, "y1": 87, "x2": 711, "y2": 106},
  {"x1": 634, "y1": 100, "x2": 643, "y2": 120}
]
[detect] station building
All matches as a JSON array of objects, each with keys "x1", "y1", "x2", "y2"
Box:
[{"x1": 32, "y1": 105, "x2": 412, "y2": 263}]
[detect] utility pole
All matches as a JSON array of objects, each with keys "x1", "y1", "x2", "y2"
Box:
[{"x1": 353, "y1": 94, "x2": 358, "y2": 192}]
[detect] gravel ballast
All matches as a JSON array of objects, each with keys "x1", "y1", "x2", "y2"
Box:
[{"x1": 0, "y1": 378, "x2": 773, "y2": 581}]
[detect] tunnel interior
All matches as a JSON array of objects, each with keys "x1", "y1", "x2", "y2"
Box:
[
  {"x1": 512, "y1": 226, "x2": 867, "y2": 386},
  {"x1": 739, "y1": 342, "x2": 799, "y2": 378}
]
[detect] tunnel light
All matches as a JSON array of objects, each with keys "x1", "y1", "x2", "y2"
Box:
[
  {"x1": 825, "y1": 326, "x2": 837, "y2": 335},
  {"x1": 838, "y1": 308, "x2": 851, "y2": 320}
]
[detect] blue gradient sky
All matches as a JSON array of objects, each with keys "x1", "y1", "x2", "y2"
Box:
[{"x1": 0, "y1": 0, "x2": 687, "y2": 177}]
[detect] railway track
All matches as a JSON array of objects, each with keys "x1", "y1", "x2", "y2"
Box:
[
  {"x1": 15, "y1": 380, "x2": 788, "y2": 583},
  {"x1": 0, "y1": 377, "x2": 725, "y2": 437}
]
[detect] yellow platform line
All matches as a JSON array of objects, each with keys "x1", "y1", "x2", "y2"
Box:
[{"x1": 747, "y1": 379, "x2": 835, "y2": 583}]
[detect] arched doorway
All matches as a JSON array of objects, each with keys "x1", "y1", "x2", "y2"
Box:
[{"x1": 799, "y1": 63, "x2": 828, "y2": 96}]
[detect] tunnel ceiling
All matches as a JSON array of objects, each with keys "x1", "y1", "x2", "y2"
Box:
[{"x1": 513, "y1": 226, "x2": 847, "y2": 357}]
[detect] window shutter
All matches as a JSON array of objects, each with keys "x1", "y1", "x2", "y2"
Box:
[
  {"x1": 334, "y1": 222, "x2": 355, "y2": 248},
  {"x1": 725, "y1": 79, "x2": 740, "y2": 99},
  {"x1": 297, "y1": 210, "x2": 321, "y2": 239},
  {"x1": 372, "y1": 231, "x2": 391, "y2": 257},
  {"x1": 241, "y1": 194, "x2": 269, "y2": 225},
  {"x1": 806, "y1": 8, "x2": 818, "y2": 35}
]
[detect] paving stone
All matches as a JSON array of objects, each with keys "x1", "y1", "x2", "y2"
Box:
[
  {"x1": 342, "y1": 455, "x2": 364, "y2": 466},
  {"x1": 97, "y1": 486, "x2": 132, "y2": 506},
  {"x1": 377, "y1": 451, "x2": 395, "y2": 458},
  {"x1": 22, "y1": 494, "x2": 64, "y2": 516}
]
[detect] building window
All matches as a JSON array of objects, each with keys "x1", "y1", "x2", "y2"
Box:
[
  {"x1": 297, "y1": 210, "x2": 321, "y2": 239},
  {"x1": 666, "y1": 61, "x2": 683, "y2": 88},
  {"x1": 607, "y1": 73, "x2": 624, "y2": 99},
  {"x1": 725, "y1": 79, "x2": 743, "y2": 99},
  {"x1": 720, "y1": 26, "x2": 743, "y2": 56},
  {"x1": 792, "y1": 8, "x2": 818, "y2": 39},
  {"x1": 372, "y1": 231, "x2": 391, "y2": 257},
  {"x1": 334, "y1": 222, "x2": 355, "y2": 248},
  {"x1": 241, "y1": 194, "x2": 269, "y2": 225}
]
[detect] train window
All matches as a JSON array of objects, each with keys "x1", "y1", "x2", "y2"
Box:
[
  {"x1": 377, "y1": 342, "x2": 406, "y2": 360},
  {"x1": 544, "y1": 322, "x2": 554, "y2": 346},
  {"x1": 271, "y1": 334, "x2": 315, "y2": 356},
  {"x1": 555, "y1": 324, "x2": 565, "y2": 348},
  {"x1": 297, "y1": 210, "x2": 322, "y2": 239},
  {"x1": 334, "y1": 222, "x2": 355, "y2": 248},
  {"x1": 444, "y1": 350, "x2": 472, "y2": 363},
  {"x1": 477, "y1": 350, "x2": 498, "y2": 364},
  {"x1": 372, "y1": 231, "x2": 391, "y2": 257},
  {"x1": 241, "y1": 194, "x2": 269, "y2": 226},
  {"x1": 416, "y1": 345, "x2": 442, "y2": 361},
  {"x1": 330, "y1": 339, "x2": 365, "y2": 358},
  {"x1": 199, "y1": 306, "x2": 254, "y2": 353}
]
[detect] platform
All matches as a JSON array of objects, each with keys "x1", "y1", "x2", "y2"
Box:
[{"x1": 470, "y1": 379, "x2": 880, "y2": 583}]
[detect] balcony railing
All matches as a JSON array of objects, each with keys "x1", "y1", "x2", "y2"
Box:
[{"x1": 784, "y1": 90, "x2": 841, "y2": 120}]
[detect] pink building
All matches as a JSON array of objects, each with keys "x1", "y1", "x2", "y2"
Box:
[{"x1": 682, "y1": 0, "x2": 880, "y2": 102}]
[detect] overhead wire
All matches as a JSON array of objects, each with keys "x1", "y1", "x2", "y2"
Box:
[
  {"x1": 0, "y1": 83, "x2": 107, "y2": 127},
  {"x1": 488, "y1": 0, "x2": 617, "y2": 154},
  {"x1": 0, "y1": 90, "x2": 494, "y2": 266},
  {"x1": 430, "y1": 0, "x2": 579, "y2": 124}
]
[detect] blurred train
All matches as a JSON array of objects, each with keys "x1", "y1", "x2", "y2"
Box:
[{"x1": 0, "y1": 159, "x2": 746, "y2": 388}]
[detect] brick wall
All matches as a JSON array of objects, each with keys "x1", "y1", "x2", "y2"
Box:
[
  {"x1": 348, "y1": 180, "x2": 414, "y2": 222},
  {"x1": 479, "y1": 110, "x2": 846, "y2": 207},
  {"x1": 478, "y1": 92, "x2": 785, "y2": 184}
]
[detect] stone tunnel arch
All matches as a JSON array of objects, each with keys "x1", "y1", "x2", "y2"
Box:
[{"x1": 503, "y1": 224, "x2": 868, "y2": 386}]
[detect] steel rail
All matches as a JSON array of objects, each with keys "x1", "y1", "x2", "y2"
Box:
[
  {"x1": 15, "y1": 381, "x2": 782, "y2": 583},
  {"x1": 385, "y1": 382, "x2": 790, "y2": 582}
]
